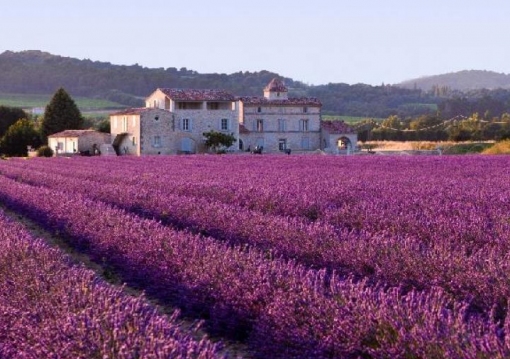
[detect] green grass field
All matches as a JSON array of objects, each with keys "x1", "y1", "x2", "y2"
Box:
[
  {"x1": 0, "y1": 93, "x2": 127, "y2": 111},
  {"x1": 398, "y1": 103, "x2": 438, "y2": 111}
]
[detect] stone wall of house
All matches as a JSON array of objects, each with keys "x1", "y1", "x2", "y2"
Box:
[
  {"x1": 48, "y1": 137, "x2": 76, "y2": 154},
  {"x1": 170, "y1": 109, "x2": 239, "y2": 153},
  {"x1": 139, "y1": 109, "x2": 175, "y2": 155},
  {"x1": 49, "y1": 132, "x2": 111, "y2": 155},
  {"x1": 110, "y1": 111, "x2": 144, "y2": 155},
  {"x1": 240, "y1": 104, "x2": 322, "y2": 152},
  {"x1": 114, "y1": 108, "x2": 239, "y2": 155},
  {"x1": 78, "y1": 132, "x2": 111, "y2": 153}
]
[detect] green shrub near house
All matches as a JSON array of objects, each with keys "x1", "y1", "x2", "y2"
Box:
[{"x1": 36, "y1": 145, "x2": 54, "y2": 157}]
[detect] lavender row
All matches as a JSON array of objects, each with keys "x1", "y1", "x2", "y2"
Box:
[
  {"x1": 2, "y1": 157, "x2": 510, "y2": 313},
  {"x1": 11, "y1": 155, "x2": 509, "y2": 221},
  {"x1": 0, "y1": 210, "x2": 223, "y2": 359},
  {"x1": 0, "y1": 176, "x2": 508, "y2": 358}
]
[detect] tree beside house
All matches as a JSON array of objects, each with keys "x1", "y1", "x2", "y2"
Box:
[{"x1": 41, "y1": 87, "x2": 84, "y2": 140}]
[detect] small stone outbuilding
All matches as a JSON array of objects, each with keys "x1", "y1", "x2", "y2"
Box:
[
  {"x1": 48, "y1": 130, "x2": 111, "y2": 156},
  {"x1": 321, "y1": 121, "x2": 358, "y2": 154}
]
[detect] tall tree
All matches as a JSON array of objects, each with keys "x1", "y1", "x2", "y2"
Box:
[
  {"x1": 0, "y1": 105, "x2": 27, "y2": 138},
  {"x1": 41, "y1": 87, "x2": 84, "y2": 139},
  {"x1": 0, "y1": 119, "x2": 41, "y2": 156}
]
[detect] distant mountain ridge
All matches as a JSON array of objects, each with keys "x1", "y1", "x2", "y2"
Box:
[{"x1": 398, "y1": 70, "x2": 510, "y2": 91}]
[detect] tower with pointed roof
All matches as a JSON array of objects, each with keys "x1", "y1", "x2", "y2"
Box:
[
  {"x1": 263, "y1": 78, "x2": 289, "y2": 100},
  {"x1": 237, "y1": 78, "x2": 323, "y2": 153}
]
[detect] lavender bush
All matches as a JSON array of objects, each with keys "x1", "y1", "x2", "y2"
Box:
[
  {"x1": 0, "y1": 210, "x2": 224, "y2": 359},
  {"x1": 1, "y1": 155, "x2": 510, "y2": 358}
]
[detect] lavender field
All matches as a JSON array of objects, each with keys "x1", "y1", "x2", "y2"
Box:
[{"x1": 1, "y1": 155, "x2": 510, "y2": 358}]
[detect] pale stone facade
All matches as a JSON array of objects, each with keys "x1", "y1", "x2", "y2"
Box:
[
  {"x1": 48, "y1": 130, "x2": 111, "y2": 155},
  {"x1": 111, "y1": 89, "x2": 238, "y2": 155},
  {"x1": 237, "y1": 78, "x2": 322, "y2": 153},
  {"x1": 109, "y1": 78, "x2": 357, "y2": 156}
]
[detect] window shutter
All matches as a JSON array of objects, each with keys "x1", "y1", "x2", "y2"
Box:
[{"x1": 189, "y1": 119, "x2": 193, "y2": 131}]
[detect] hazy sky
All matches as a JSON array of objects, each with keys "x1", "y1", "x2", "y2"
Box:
[{"x1": 2, "y1": 0, "x2": 509, "y2": 86}]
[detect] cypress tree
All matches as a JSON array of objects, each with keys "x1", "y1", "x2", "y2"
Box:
[{"x1": 41, "y1": 87, "x2": 84, "y2": 139}]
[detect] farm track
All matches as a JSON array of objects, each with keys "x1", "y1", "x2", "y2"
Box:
[
  {"x1": 1, "y1": 156, "x2": 510, "y2": 358},
  {"x1": 0, "y1": 206, "x2": 226, "y2": 358}
]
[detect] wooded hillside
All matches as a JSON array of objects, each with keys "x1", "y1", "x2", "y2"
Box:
[
  {"x1": 3, "y1": 50, "x2": 510, "y2": 119},
  {"x1": 398, "y1": 70, "x2": 510, "y2": 91},
  {"x1": 0, "y1": 50, "x2": 438, "y2": 117}
]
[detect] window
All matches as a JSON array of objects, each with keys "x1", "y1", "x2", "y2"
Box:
[
  {"x1": 303, "y1": 106, "x2": 308, "y2": 113},
  {"x1": 300, "y1": 119, "x2": 309, "y2": 132},
  {"x1": 278, "y1": 139, "x2": 287, "y2": 151},
  {"x1": 122, "y1": 117, "x2": 128, "y2": 132},
  {"x1": 154, "y1": 116, "x2": 159, "y2": 121},
  {"x1": 181, "y1": 118, "x2": 191, "y2": 131},
  {"x1": 278, "y1": 119, "x2": 286, "y2": 132},
  {"x1": 220, "y1": 118, "x2": 229, "y2": 131},
  {"x1": 153, "y1": 100, "x2": 157, "y2": 108},
  {"x1": 257, "y1": 107, "x2": 262, "y2": 113},
  {"x1": 153, "y1": 136, "x2": 161, "y2": 147},
  {"x1": 256, "y1": 119, "x2": 264, "y2": 132},
  {"x1": 132, "y1": 137, "x2": 136, "y2": 146}
]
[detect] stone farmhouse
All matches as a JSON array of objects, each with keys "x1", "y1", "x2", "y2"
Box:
[
  {"x1": 110, "y1": 89, "x2": 237, "y2": 155},
  {"x1": 238, "y1": 78, "x2": 322, "y2": 153},
  {"x1": 48, "y1": 129, "x2": 111, "y2": 155},
  {"x1": 109, "y1": 78, "x2": 357, "y2": 155}
]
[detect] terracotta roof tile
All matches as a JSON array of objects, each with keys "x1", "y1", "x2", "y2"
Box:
[
  {"x1": 239, "y1": 124, "x2": 250, "y2": 134},
  {"x1": 264, "y1": 78, "x2": 288, "y2": 92},
  {"x1": 48, "y1": 129, "x2": 102, "y2": 138},
  {"x1": 109, "y1": 107, "x2": 149, "y2": 116},
  {"x1": 159, "y1": 88, "x2": 235, "y2": 101},
  {"x1": 320, "y1": 120, "x2": 355, "y2": 134},
  {"x1": 239, "y1": 96, "x2": 321, "y2": 106}
]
